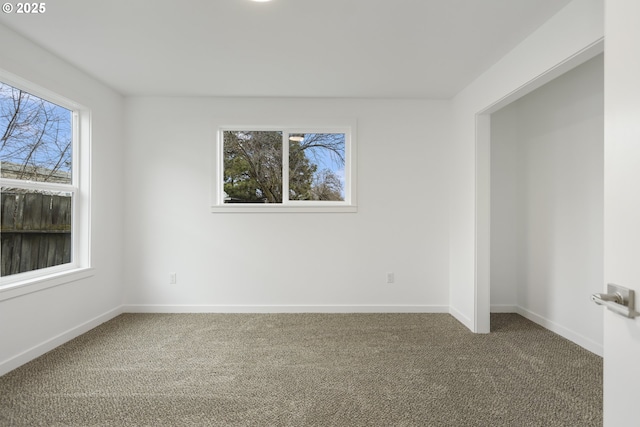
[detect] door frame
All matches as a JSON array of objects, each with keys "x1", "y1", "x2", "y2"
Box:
[{"x1": 473, "y1": 39, "x2": 605, "y2": 333}]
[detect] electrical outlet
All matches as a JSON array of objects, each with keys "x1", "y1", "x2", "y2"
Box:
[
  {"x1": 169, "y1": 273, "x2": 177, "y2": 284},
  {"x1": 386, "y1": 272, "x2": 395, "y2": 284}
]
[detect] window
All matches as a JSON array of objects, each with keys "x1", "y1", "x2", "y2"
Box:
[
  {"x1": 0, "y1": 76, "x2": 90, "y2": 288},
  {"x1": 213, "y1": 122, "x2": 356, "y2": 212}
]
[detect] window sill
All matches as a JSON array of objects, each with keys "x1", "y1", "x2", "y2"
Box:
[
  {"x1": 0, "y1": 267, "x2": 95, "y2": 302},
  {"x1": 210, "y1": 204, "x2": 358, "y2": 213}
]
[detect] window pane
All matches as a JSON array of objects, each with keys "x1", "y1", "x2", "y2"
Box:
[
  {"x1": 289, "y1": 133, "x2": 345, "y2": 201},
  {"x1": 223, "y1": 130, "x2": 283, "y2": 203},
  {"x1": 0, "y1": 82, "x2": 72, "y2": 184},
  {"x1": 1, "y1": 188, "x2": 72, "y2": 276}
]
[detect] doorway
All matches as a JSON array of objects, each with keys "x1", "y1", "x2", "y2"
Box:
[{"x1": 476, "y1": 51, "x2": 604, "y2": 355}]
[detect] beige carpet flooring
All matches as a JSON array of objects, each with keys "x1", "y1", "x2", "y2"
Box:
[{"x1": 0, "y1": 313, "x2": 602, "y2": 426}]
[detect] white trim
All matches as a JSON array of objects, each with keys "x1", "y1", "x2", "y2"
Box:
[
  {"x1": 123, "y1": 304, "x2": 450, "y2": 314},
  {"x1": 211, "y1": 205, "x2": 357, "y2": 213},
  {"x1": 472, "y1": 38, "x2": 605, "y2": 334},
  {"x1": 282, "y1": 131, "x2": 290, "y2": 202},
  {"x1": 0, "y1": 267, "x2": 94, "y2": 302},
  {"x1": 0, "y1": 178, "x2": 74, "y2": 193},
  {"x1": 0, "y1": 305, "x2": 123, "y2": 376},
  {"x1": 75, "y1": 107, "x2": 92, "y2": 270},
  {"x1": 449, "y1": 305, "x2": 474, "y2": 330},
  {"x1": 477, "y1": 39, "x2": 605, "y2": 116},
  {"x1": 516, "y1": 306, "x2": 603, "y2": 356}
]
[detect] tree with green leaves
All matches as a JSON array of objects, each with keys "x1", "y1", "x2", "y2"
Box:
[
  {"x1": 223, "y1": 131, "x2": 345, "y2": 203},
  {"x1": 223, "y1": 131, "x2": 283, "y2": 203},
  {"x1": 288, "y1": 139, "x2": 317, "y2": 200}
]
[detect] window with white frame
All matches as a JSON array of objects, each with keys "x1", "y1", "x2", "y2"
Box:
[
  {"x1": 0, "y1": 77, "x2": 90, "y2": 286},
  {"x1": 213, "y1": 123, "x2": 356, "y2": 212}
]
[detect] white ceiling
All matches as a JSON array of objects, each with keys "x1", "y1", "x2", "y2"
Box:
[{"x1": 0, "y1": 0, "x2": 572, "y2": 98}]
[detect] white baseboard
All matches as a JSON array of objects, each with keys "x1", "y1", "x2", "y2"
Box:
[
  {"x1": 449, "y1": 305, "x2": 474, "y2": 330},
  {"x1": 490, "y1": 304, "x2": 518, "y2": 313},
  {"x1": 515, "y1": 306, "x2": 603, "y2": 356},
  {"x1": 0, "y1": 305, "x2": 124, "y2": 376},
  {"x1": 123, "y1": 304, "x2": 450, "y2": 314},
  {"x1": 1, "y1": 303, "x2": 601, "y2": 378}
]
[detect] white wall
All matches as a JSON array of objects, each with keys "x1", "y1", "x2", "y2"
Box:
[
  {"x1": 491, "y1": 55, "x2": 604, "y2": 354},
  {"x1": 449, "y1": 0, "x2": 603, "y2": 331},
  {"x1": 0, "y1": 24, "x2": 125, "y2": 374},
  {"x1": 123, "y1": 97, "x2": 450, "y2": 311}
]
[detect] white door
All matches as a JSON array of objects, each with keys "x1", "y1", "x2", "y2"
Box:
[{"x1": 603, "y1": 1, "x2": 640, "y2": 425}]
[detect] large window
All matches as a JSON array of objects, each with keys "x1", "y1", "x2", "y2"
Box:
[
  {"x1": 0, "y1": 77, "x2": 89, "y2": 286},
  {"x1": 214, "y1": 123, "x2": 356, "y2": 212}
]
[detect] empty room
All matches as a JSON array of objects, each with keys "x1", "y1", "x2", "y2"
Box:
[{"x1": 1, "y1": 0, "x2": 638, "y2": 426}]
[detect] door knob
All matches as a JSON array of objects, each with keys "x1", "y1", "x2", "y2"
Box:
[
  {"x1": 592, "y1": 284, "x2": 637, "y2": 318},
  {"x1": 592, "y1": 291, "x2": 624, "y2": 305}
]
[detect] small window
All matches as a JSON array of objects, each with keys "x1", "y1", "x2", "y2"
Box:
[
  {"x1": 214, "y1": 122, "x2": 356, "y2": 212},
  {"x1": 0, "y1": 78, "x2": 89, "y2": 285}
]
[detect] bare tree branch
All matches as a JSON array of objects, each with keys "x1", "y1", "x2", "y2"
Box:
[{"x1": 1, "y1": 83, "x2": 72, "y2": 183}]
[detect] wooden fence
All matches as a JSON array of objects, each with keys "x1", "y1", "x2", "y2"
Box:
[{"x1": 1, "y1": 191, "x2": 71, "y2": 276}]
